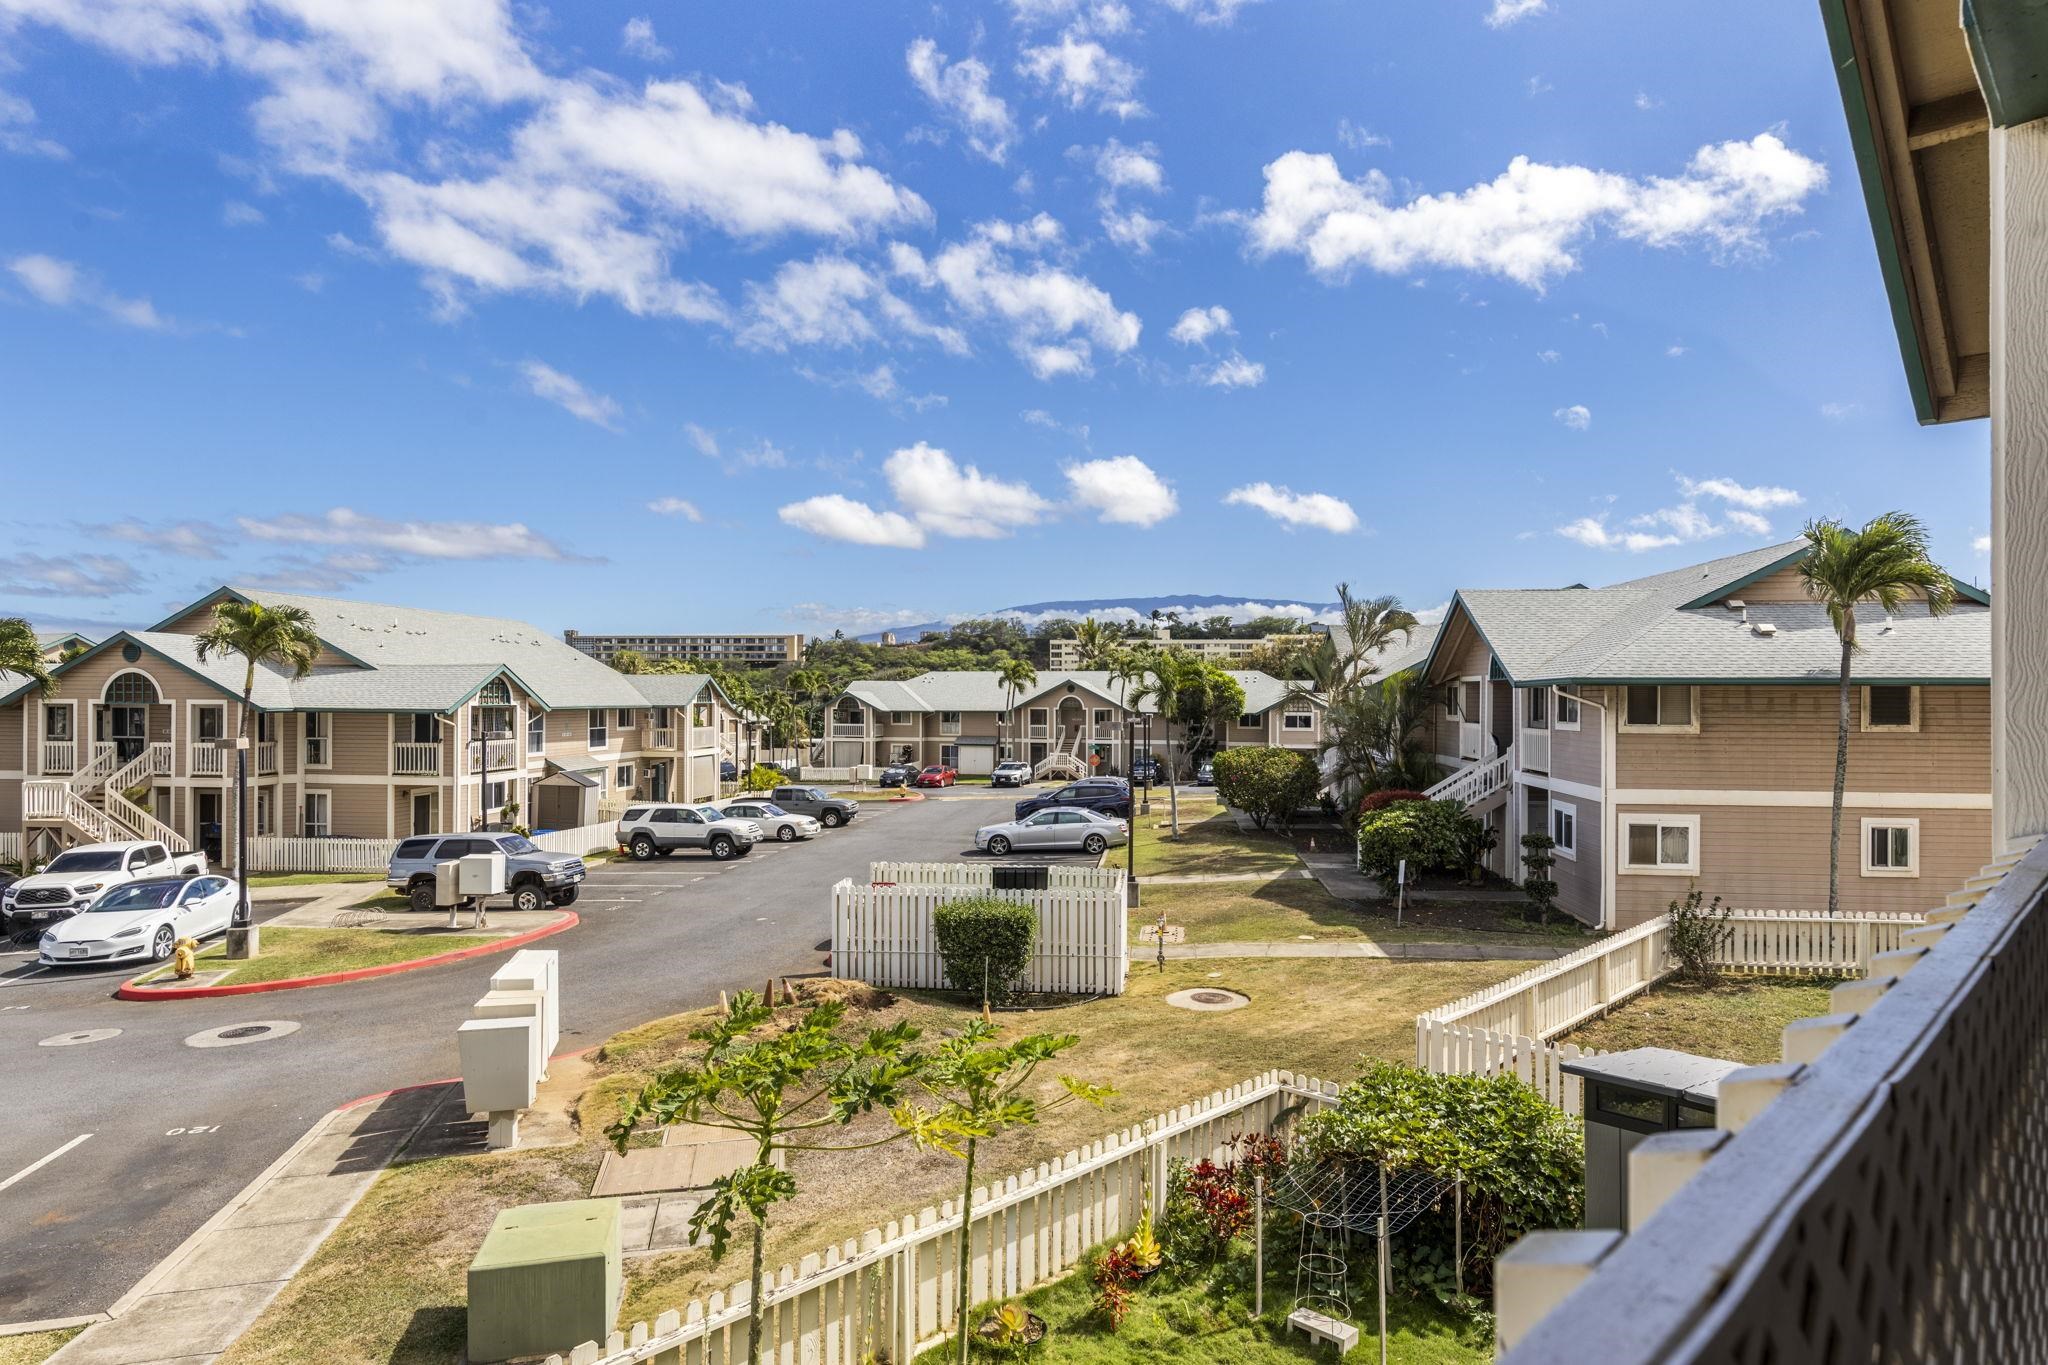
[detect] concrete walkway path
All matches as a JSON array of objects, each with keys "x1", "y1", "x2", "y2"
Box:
[
  {"x1": 49, "y1": 1083, "x2": 448, "y2": 1365},
  {"x1": 1157, "y1": 939, "x2": 1569, "y2": 961}
]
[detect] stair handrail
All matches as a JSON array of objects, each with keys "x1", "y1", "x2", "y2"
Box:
[
  {"x1": 25, "y1": 781, "x2": 123, "y2": 844},
  {"x1": 1423, "y1": 751, "x2": 1510, "y2": 806},
  {"x1": 70, "y1": 743, "x2": 124, "y2": 794},
  {"x1": 102, "y1": 786, "x2": 190, "y2": 853}
]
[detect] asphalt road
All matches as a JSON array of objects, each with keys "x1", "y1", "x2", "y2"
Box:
[{"x1": 0, "y1": 789, "x2": 1069, "y2": 1324}]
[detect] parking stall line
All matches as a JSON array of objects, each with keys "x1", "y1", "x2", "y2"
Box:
[{"x1": 0, "y1": 1134, "x2": 92, "y2": 1194}]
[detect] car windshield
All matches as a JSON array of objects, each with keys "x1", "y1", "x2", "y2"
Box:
[
  {"x1": 87, "y1": 881, "x2": 183, "y2": 911},
  {"x1": 697, "y1": 807, "x2": 728, "y2": 820},
  {"x1": 45, "y1": 851, "x2": 125, "y2": 872},
  {"x1": 753, "y1": 804, "x2": 787, "y2": 816},
  {"x1": 494, "y1": 835, "x2": 539, "y2": 855},
  {"x1": 803, "y1": 787, "x2": 828, "y2": 800}
]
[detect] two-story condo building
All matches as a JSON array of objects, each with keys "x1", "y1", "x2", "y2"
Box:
[
  {"x1": 1, "y1": 587, "x2": 749, "y2": 868},
  {"x1": 824, "y1": 669, "x2": 1324, "y2": 779},
  {"x1": 1406, "y1": 541, "x2": 1991, "y2": 929}
]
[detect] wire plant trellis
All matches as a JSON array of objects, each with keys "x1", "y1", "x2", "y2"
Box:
[{"x1": 1267, "y1": 1155, "x2": 1455, "y2": 1365}]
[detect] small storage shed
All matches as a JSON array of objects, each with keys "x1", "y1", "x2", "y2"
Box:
[{"x1": 1561, "y1": 1047, "x2": 1744, "y2": 1230}]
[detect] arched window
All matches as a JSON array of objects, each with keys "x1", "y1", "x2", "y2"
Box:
[
  {"x1": 477, "y1": 678, "x2": 513, "y2": 706},
  {"x1": 106, "y1": 672, "x2": 159, "y2": 705}
]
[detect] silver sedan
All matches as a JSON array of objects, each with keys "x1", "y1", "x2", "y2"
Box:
[
  {"x1": 975, "y1": 808, "x2": 1130, "y2": 857},
  {"x1": 719, "y1": 800, "x2": 823, "y2": 843}
]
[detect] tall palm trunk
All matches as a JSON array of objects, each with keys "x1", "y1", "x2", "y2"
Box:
[
  {"x1": 955, "y1": 1136, "x2": 979, "y2": 1365},
  {"x1": 1166, "y1": 720, "x2": 1180, "y2": 838},
  {"x1": 1828, "y1": 638, "x2": 1852, "y2": 917},
  {"x1": 231, "y1": 662, "x2": 256, "y2": 952}
]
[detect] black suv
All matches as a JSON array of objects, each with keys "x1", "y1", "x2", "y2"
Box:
[{"x1": 1014, "y1": 778, "x2": 1131, "y2": 821}]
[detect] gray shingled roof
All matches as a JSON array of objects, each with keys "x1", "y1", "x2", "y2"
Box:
[
  {"x1": 840, "y1": 669, "x2": 1319, "y2": 716},
  {"x1": 1432, "y1": 541, "x2": 1990, "y2": 684},
  {"x1": 625, "y1": 673, "x2": 714, "y2": 706}
]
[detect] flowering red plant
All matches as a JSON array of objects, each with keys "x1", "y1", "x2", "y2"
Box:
[{"x1": 1092, "y1": 1245, "x2": 1140, "y2": 1328}]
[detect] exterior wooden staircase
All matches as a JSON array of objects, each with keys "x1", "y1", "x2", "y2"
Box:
[{"x1": 23, "y1": 742, "x2": 191, "y2": 856}]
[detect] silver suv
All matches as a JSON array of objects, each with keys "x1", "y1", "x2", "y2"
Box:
[
  {"x1": 767, "y1": 785, "x2": 860, "y2": 828},
  {"x1": 386, "y1": 832, "x2": 586, "y2": 913},
  {"x1": 616, "y1": 804, "x2": 763, "y2": 861}
]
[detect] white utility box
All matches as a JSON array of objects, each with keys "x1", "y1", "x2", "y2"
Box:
[
  {"x1": 474, "y1": 988, "x2": 549, "y2": 1083},
  {"x1": 459, "y1": 1015, "x2": 538, "y2": 1149},
  {"x1": 434, "y1": 860, "x2": 464, "y2": 908},
  {"x1": 492, "y1": 949, "x2": 561, "y2": 1058},
  {"x1": 459, "y1": 851, "x2": 508, "y2": 897}
]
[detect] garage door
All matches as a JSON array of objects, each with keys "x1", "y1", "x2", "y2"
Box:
[
  {"x1": 688, "y1": 754, "x2": 719, "y2": 800},
  {"x1": 831, "y1": 740, "x2": 866, "y2": 767},
  {"x1": 956, "y1": 744, "x2": 996, "y2": 776}
]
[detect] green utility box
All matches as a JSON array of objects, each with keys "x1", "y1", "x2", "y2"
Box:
[{"x1": 467, "y1": 1199, "x2": 622, "y2": 1363}]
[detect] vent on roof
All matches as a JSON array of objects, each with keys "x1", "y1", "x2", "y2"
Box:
[
  {"x1": 1725, "y1": 599, "x2": 1745, "y2": 611},
  {"x1": 1753, "y1": 622, "x2": 1778, "y2": 637}
]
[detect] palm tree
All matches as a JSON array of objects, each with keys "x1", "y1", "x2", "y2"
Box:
[
  {"x1": 1071, "y1": 617, "x2": 1114, "y2": 669},
  {"x1": 1108, "y1": 646, "x2": 1152, "y2": 779},
  {"x1": 1797, "y1": 513, "x2": 1956, "y2": 915},
  {"x1": 997, "y1": 657, "x2": 1037, "y2": 761},
  {"x1": 0, "y1": 619, "x2": 56, "y2": 698},
  {"x1": 1133, "y1": 652, "x2": 1244, "y2": 839},
  {"x1": 194, "y1": 599, "x2": 321, "y2": 958},
  {"x1": 1290, "y1": 587, "x2": 1422, "y2": 805},
  {"x1": 1325, "y1": 583, "x2": 1421, "y2": 685}
]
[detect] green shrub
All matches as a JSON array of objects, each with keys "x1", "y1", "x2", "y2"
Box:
[
  {"x1": 1298, "y1": 1063, "x2": 1583, "y2": 1299},
  {"x1": 1666, "y1": 887, "x2": 1733, "y2": 983},
  {"x1": 741, "y1": 764, "x2": 783, "y2": 791},
  {"x1": 932, "y1": 896, "x2": 1037, "y2": 1004},
  {"x1": 1210, "y1": 746, "x2": 1320, "y2": 830},
  {"x1": 1520, "y1": 833, "x2": 1558, "y2": 924},
  {"x1": 1355, "y1": 798, "x2": 1478, "y2": 882}
]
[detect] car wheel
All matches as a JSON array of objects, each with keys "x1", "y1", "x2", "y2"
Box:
[
  {"x1": 776, "y1": 825, "x2": 796, "y2": 842},
  {"x1": 408, "y1": 881, "x2": 436, "y2": 914},
  {"x1": 657, "y1": 848, "x2": 675, "y2": 858},
  {"x1": 822, "y1": 809, "x2": 844, "y2": 829},
  {"x1": 151, "y1": 924, "x2": 176, "y2": 962},
  {"x1": 550, "y1": 887, "x2": 580, "y2": 907},
  {"x1": 1083, "y1": 834, "x2": 1108, "y2": 855},
  {"x1": 631, "y1": 835, "x2": 657, "y2": 861},
  {"x1": 709, "y1": 836, "x2": 736, "y2": 860},
  {"x1": 511, "y1": 883, "x2": 545, "y2": 914},
  {"x1": 988, "y1": 835, "x2": 1011, "y2": 857}
]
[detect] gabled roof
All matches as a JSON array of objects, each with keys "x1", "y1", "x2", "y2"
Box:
[
  {"x1": 838, "y1": 669, "x2": 1318, "y2": 716},
  {"x1": 1423, "y1": 541, "x2": 1990, "y2": 686},
  {"x1": 624, "y1": 672, "x2": 735, "y2": 709}
]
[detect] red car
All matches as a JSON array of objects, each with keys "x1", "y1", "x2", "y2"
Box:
[{"x1": 913, "y1": 764, "x2": 957, "y2": 788}]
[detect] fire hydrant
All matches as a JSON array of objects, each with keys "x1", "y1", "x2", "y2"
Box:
[{"x1": 172, "y1": 937, "x2": 199, "y2": 980}]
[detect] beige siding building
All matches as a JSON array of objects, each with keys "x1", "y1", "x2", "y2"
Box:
[
  {"x1": 563, "y1": 629, "x2": 803, "y2": 666},
  {"x1": 1, "y1": 587, "x2": 753, "y2": 868},
  {"x1": 1412, "y1": 542, "x2": 1992, "y2": 929},
  {"x1": 1046, "y1": 632, "x2": 1321, "y2": 670}
]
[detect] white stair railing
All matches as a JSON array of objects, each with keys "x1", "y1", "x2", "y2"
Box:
[
  {"x1": 103, "y1": 786, "x2": 190, "y2": 853},
  {"x1": 1424, "y1": 751, "x2": 1511, "y2": 808},
  {"x1": 69, "y1": 743, "x2": 123, "y2": 795},
  {"x1": 105, "y1": 744, "x2": 170, "y2": 799},
  {"x1": 23, "y1": 780, "x2": 123, "y2": 844}
]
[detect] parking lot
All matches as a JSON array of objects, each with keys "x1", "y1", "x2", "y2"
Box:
[{"x1": 0, "y1": 785, "x2": 1125, "y2": 1324}]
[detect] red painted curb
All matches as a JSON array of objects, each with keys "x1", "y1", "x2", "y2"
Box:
[{"x1": 115, "y1": 911, "x2": 579, "y2": 1002}]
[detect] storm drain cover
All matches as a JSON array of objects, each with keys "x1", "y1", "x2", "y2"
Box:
[
  {"x1": 185, "y1": 1020, "x2": 301, "y2": 1049},
  {"x1": 1165, "y1": 988, "x2": 1249, "y2": 1013},
  {"x1": 39, "y1": 1028, "x2": 121, "y2": 1047}
]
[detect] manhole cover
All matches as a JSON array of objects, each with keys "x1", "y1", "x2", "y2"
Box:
[
  {"x1": 185, "y1": 1020, "x2": 302, "y2": 1049},
  {"x1": 1165, "y1": 988, "x2": 1249, "y2": 1013},
  {"x1": 39, "y1": 1028, "x2": 121, "y2": 1047}
]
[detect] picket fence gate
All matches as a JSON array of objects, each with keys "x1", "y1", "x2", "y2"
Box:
[
  {"x1": 0, "y1": 831, "x2": 21, "y2": 866},
  {"x1": 545, "y1": 1071, "x2": 1340, "y2": 1365},
  {"x1": 868, "y1": 861, "x2": 1125, "y2": 893},
  {"x1": 1414, "y1": 1021, "x2": 1604, "y2": 1115},
  {"x1": 247, "y1": 820, "x2": 619, "y2": 873},
  {"x1": 832, "y1": 872, "x2": 1129, "y2": 996}
]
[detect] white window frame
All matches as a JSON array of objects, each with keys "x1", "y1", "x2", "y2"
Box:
[
  {"x1": 1238, "y1": 712, "x2": 1263, "y2": 730},
  {"x1": 528, "y1": 711, "x2": 546, "y2": 754},
  {"x1": 303, "y1": 711, "x2": 331, "y2": 769},
  {"x1": 1525, "y1": 687, "x2": 1548, "y2": 727},
  {"x1": 302, "y1": 789, "x2": 332, "y2": 838},
  {"x1": 483, "y1": 778, "x2": 511, "y2": 813},
  {"x1": 1554, "y1": 686, "x2": 1581, "y2": 731},
  {"x1": 43, "y1": 700, "x2": 76, "y2": 742},
  {"x1": 1550, "y1": 799, "x2": 1578, "y2": 861},
  {"x1": 941, "y1": 743, "x2": 959, "y2": 768},
  {"x1": 889, "y1": 711, "x2": 909, "y2": 725},
  {"x1": 1444, "y1": 683, "x2": 1462, "y2": 720},
  {"x1": 616, "y1": 708, "x2": 636, "y2": 730},
  {"x1": 616, "y1": 763, "x2": 634, "y2": 790},
  {"x1": 587, "y1": 710, "x2": 608, "y2": 749},
  {"x1": 1860, "y1": 685, "x2": 1921, "y2": 733},
  {"x1": 1618, "y1": 685, "x2": 1701, "y2": 735},
  {"x1": 1618, "y1": 813, "x2": 1701, "y2": 875},
  {"x1": 1282, "y1": 707, "x2": 1315, "y2": 731},
  {"x1": 1860, "y1": 817, "x2": 1920, "y2": 878},
  {"x1": 192, "y1": 702, "x2": 227, "y2": 743},
  {"x1": 255, "y1": 788, "x2": 274, "y2": 837}
]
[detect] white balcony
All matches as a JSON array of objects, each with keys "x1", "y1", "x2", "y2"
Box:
[
  {"x1": 393, "y1": 742, "x2": 441, "y2": 776},
  {"x1": 41, "y1": 740, "x2": 77, "y2": 773},
  {"x1": 1458, "y1": 720, "x2": 1484, "y2": 761},
  {"x1": 649, "y1": 727, "x2": 676, "y2": 749},
  {"x1": 1521, "y1": 728, "x2": 1550, "y2": 773},
  {"x1": 255, "y1": 741, "x2": 279, "y2": 775},
  {"x1": 467, "y1": 738, "x2": 517, "y2": 773},
  {"x1": 191, "y1": 743, "x2": 227, "y2": 778}
]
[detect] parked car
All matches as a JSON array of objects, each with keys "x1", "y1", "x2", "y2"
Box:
[
  {"x1": 36, "y1": 873, "x2": 239, "y2": 966},
  {"x1": 976, "y1": 808, "x2": 1129, "y2": 857},
  {"x1": 1195, "y1": 759, "x2": 1214, "y2": 786},
  {"x1": 1128, "y1": 756, "x2": 1163, "y2": 784},
  {"x1": 769, "y1": 785, "x2": 862, "y2": 829},
  {"x1": 717, "y1": 800, "x2": 821, "y2": 842},
  {"x1": 991, "y1": 759, "x2": 1032, "y2": 788},
  {"x1": 1014, "y1": 778, "x2": 1132, "y2": 821},
  {"x1": 386, "y1": 832, "x2": 588, "y2": 913},
  {"x1": 2, "y1": 840, "x2": 206, "y2": 933},
  {"x1": 614, "y1": 805, "x2": 763, "y2": 861},
  {"x1": 913, "y1": 764, "x2": 957, "y2": 788},
  {"x1": 720, "y1": 759, "x2": 739, "y2": 781},
  {"x1": 878, "y1": 764, "x2": 913, "y2": 788}
]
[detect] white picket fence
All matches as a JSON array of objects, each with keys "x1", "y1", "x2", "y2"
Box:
[
  {"x1": 247, "y1": 820, "x2": 619, "y2": 872},
  {"x1": 1413, "y1": 1022, "x2": 1604, "y2": 1115},
  {"x1": 545, "y1": 1071, "x2": 1339, "y2": 1365},
  {"x1": 0, "y1": 831, "x2": 20, "y2": 866},
  {"x1": 832, "y1": 872, "x2": 1129, "y2": 996},
  {"x1": 867, "y1": 861, "x2": 1126, "y2": 893}
]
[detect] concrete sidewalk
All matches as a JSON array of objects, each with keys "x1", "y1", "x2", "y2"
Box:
[
  {"x1": 1157, "y1": 939, "x2": 1570, "y2": 961},
  {"x1": 49, "y1": 1084, "x2": 448, "y2": 1365}
]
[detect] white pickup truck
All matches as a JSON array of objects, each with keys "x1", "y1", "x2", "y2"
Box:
[{"x1": 1, "y1": 840, "x2": 207, "y2": 934}]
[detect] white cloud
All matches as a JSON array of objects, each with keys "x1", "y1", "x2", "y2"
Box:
[
  {"x1": 1018, "y1": 33, "x2": 1143, "y2": 117},
  {"x1": 91, "y1": 519, "x2": 223, "y2": 559},
  {"x1": 907, "y1": 38, "x2": 1014, "y2": 163},
  {"x1": 8, "y1": 252, "x2": 171, "y2": 330},
  {"x1": 0, "y1": 86, "x2": 67, "y2": 158},
  {"x1": 1100, "y1": 206, "x2": 1167, "y2": 253},
  {"x1": 1170, "y1": 304, "x2": 1233, "y2": 346},
  {"x1": 1635, "y1": 90, "x2": 1662, "y2": 111},
  {"x1": 1536, "y1": 348, "x2": 1561, "y2": 363},
  {"x1": 1675, "y1": 475, "x2": 1802, "y2": 510},
  {"x1": 519, "y1": 360, "x2": 623, "y2": 431},
  {"x1": 1820, "y1": 401, "x2": 1860, "y2": 421},
  {"x1": 1560, "y1": 473, "x2": 1802, "y2": 552},
  {"x1": 237, "y1": 508, "x2": 590, "y2": 561},
  {"x1": 1554, "y1": 404, "x2": 1591, "y2": 431},
  {"x1": 1199, "y1": 353, "x2": 1266, "y2": 388},
  {"x1": 647, "y1": 496, "x2": 702, "y2": 520},
  {"x1": 1248, "y1": 132, "x2": 1827, "y2": 291},
  {"x1": 739, "y1": 253, "x2": 967, "y2": 354},
  {"x1": 1724, "y1": 509, "x2": 1773, "y2": 535},
  {"x1": 0, "y1": 553, "x2": 144, "y2": 598},
  {"x1": 781, "y1": 601, "x2": 934, "y2": 633},
  {"x1": 1065, "y1": 455, "x2": 1177, "y2": 526},
  {"x1": 1158, "y1": 0, "x2": 1267, "y2": 22},
  {"x1": 886, "y1": 442, "x2": 1052, "y2": 538},
  {"x1": 1093, "y1": 139, "x2": 1164, "y2": 192},
  {"x1": 684, "y1": 422, "x2": 720, "y2": 458},
  {"x1": 620, "y1": 18, "x2": 669, "y2": 60},
  {"x1": 1975, "y1": 534, "x2": 1992, "y2": 554},
  {"x1": 1486, "y1": 0, "x2": 1549, "y2": 25},
  {"x1": 1526, "y1": 74, "x2": 1554, "y2": 97},
  {"x1": 1336, "y1": 118, "x2": 1389, "y2": 151},
  {"x1": 1224, "y1": 482, "x2": 1359, "y2": 533},
  {"x1": 222, "y1": 200, "x2": 265, "y2": 226},
  {"x1": 1558, "y1": 517, "x2": 1675, "y2": 553},
  {"x1": 778, "y1": 494, "x2": 927, "y2": 548},
  {"x1": 1666, "y1": 342, "x2": 1688, "y2": 357}
]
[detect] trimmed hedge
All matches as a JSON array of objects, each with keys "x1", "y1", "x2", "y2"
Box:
[
  {"x1": 932, "y1": 895, "x2": 1037, "y2": 1003},
  {"x1": 1358, "y1": 788, "x2": 1427, "y2": 815},
  {"x1": 1355, "y1": 797, "x2": 1480, "y2": 882},
  {"x1": 1211, "y1": 746, "x2": 1320, "y2": 830}
]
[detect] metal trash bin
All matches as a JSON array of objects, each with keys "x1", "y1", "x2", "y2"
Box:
[
  {"x1": 992, "y1": 863, "x2": 1052, "y2": 892},
  {"x1": 1560, "y1": 1047, "x2": 1743, "y2": 1229}
]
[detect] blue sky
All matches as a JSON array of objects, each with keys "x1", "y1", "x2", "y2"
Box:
[{"x1": 0, "y1": 0, "x2": 1992, "y2": 639}]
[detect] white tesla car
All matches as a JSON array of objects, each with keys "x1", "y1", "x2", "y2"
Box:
[{"x1": 37, "y1": 874, "x2": 239, "y2": 967}]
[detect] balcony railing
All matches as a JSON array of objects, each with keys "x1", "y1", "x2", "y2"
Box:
[
  {"x1": 191, "y1": 743, "x2": 227, "y2": 778},
  {"x1": 393, "y1": 742, "x2": 441, "y2": 776},
  {"x1": 1521, "y1": 728, "x2": 1550, "y2": 773},
  {"x1": 255, "y1": 741, "x2": 279, "y2": 775},
  {"x1": 649, "y1": 727, "x2": 676, "y2": 749},
  {"x1": 41, "y1": 740, "x2": 77, "y2": 773},
  {"x1": 466, "y1": 738, "x2": 517, "y2": 773},
  {"x1": 830, "y1": 722, "x2": 865, "y2": 736},
  {"x1": 939, "y1": 720, "x2": 962, "y2": 736},
  {"x1": 1457, "y1": 720, "x2": 1484, "y2": 761}
]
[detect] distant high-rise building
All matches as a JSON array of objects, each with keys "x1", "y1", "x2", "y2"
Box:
[
  {"x1": 564, "y1": 630, "x2": 804, "y2": 666},
  {"x1": 1047, "y1": 632, "x2": 1321, "y2": 670}
]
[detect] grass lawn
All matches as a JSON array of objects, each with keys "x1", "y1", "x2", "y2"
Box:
[
  {"x1": 0, "y1": 1328, "x2": 82, "y2": 1365},
  {"x1": 1564, "y1": 974, "x2": 1847, "y2": 1065},
  {"x1": 219, "y1": 956, "x2": 1525, "y2": 1365},
  {"x1": 131, "y1": 925, "x2": 504, "y2": 987},
  {"x1": 1129, "y1": 792, "x2": 1300, "y2": 878},
  {"x1": 980, "y1": 1255, "x2": 1487, "y2": 1364},
  {"x1": 246, "y1": 871, "x2": 386, "y2": 887},
  {"x1": 1140, "y1": 881, "x2": 1582, "y2": 949}
]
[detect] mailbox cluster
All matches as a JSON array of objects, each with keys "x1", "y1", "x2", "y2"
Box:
[
  {"x1": 455, "y1": 947, "x2": 561, "y2": 1150},
  {"x1": 436, "y1": 851, "x2": 507, "y2": 928}
]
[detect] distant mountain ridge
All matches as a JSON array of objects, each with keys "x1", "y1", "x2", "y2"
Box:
[{"x1": 854, "y1": 594, "x2": 1342, "y2": 643}]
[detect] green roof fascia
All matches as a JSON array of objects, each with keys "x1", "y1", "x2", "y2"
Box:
[
  {"x1": 1416, "y1": 593, "x2": 1522, "y2": 686},
  {"x1": 1819, "y1": 0, "x2": 1940, "y2": 424},
  {"x1": 1678, "y1": 545, "x2": 1812, "y2": 609},
  {"x1": 41, "y1": 631, "x2": 269, "y2": 707},
  {"x1": 1962, "y1": 0, "x2": 2048, "y2": 127},
  {"x1": 147, "y1": 586, "x2": 379, "y2": 671}
]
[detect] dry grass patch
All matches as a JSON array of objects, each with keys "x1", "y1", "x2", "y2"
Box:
[
  {"x1": 0, "y1": 1328, "x2": 81, "y2": 1365},
  {"x1": 1564, "y1": 975, "x2": 1846, "y2": 1065},
  {"x1": 1129, "y1": 793, "x2": 1299, "y2": 878},
  {"x1": 1140, "y1": 880, "x2": 1582, "y2": 948}
]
